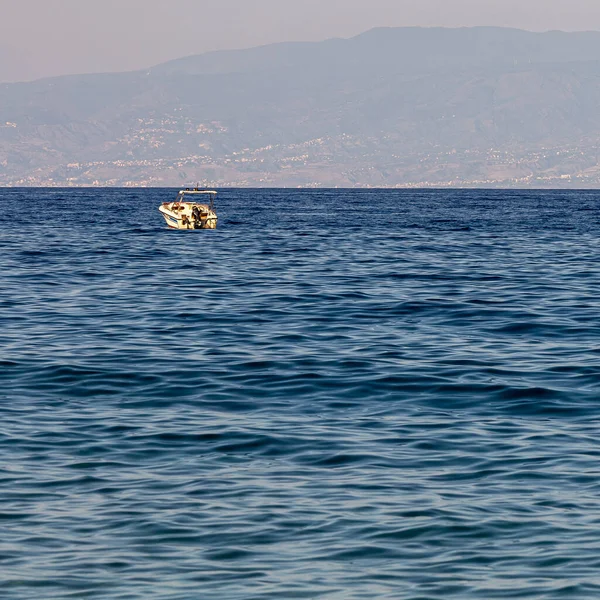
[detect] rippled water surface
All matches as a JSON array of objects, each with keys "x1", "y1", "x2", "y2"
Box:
[{"x1": 2, "y1": 188, "x2": 600, "y2": 599}]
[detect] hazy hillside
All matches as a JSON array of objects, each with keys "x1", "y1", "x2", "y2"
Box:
[{"x1": 3, "y1": 27, "x2": 600, "y2": 187}]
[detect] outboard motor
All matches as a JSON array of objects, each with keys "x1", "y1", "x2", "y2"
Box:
[{"x1": 192, "y1": 206, "x2": 203, "y2": 229}]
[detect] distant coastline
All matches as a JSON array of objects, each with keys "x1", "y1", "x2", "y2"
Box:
[{"x1": 3, "y1": 26, "x2": 600, "y2": 188}]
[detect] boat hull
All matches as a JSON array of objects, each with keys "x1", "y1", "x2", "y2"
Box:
[{"x1": 159, "y1": 202, "x2": 217, "y2": 230}]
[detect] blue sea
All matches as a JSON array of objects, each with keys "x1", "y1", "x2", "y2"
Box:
[{"x1": 2, "y1": 188, "x2": 600, "y2": 599}]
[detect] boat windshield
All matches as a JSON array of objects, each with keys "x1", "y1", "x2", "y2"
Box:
[{"x1": 176, "y1": 190, "x2": 217, "y2": 208}]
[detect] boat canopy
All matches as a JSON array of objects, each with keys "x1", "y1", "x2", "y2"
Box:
[{"x1": 178, "y1": 190, "x2": 217, "y2": 195}]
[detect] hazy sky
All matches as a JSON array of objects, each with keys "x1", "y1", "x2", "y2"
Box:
[{"x1": 2, "y1": 0, "x2": 600, "y2": 82}]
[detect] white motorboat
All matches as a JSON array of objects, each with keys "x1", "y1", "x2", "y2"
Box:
[{"x1": 159, "y1": 188, "x2": 218, "y2": 229}]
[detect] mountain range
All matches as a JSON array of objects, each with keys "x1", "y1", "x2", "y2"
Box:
[{"x1": 3, "y1": 26, "x2": 600, "y2": 187}]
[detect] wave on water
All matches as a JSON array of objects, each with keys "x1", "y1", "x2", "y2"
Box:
[{"x1": 2, "y1": 188, "x2": 600, "y2": 599}]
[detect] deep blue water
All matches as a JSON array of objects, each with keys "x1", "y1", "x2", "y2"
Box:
[{"x1": 2, "y1": 188, "x2": 600, "y2": 599}]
